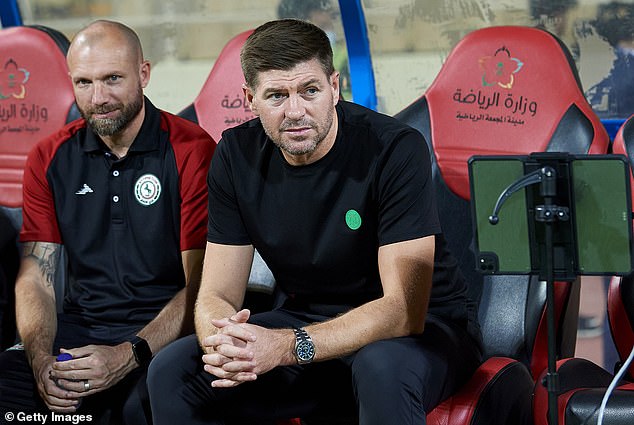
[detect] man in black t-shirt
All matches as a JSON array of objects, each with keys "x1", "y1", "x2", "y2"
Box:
[{"x1": 148, "y1": 19, "x2": 482, "y2": 425}]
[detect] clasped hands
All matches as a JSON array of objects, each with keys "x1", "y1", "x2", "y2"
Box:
[
  {"x1": 35, "y1": 343, "x2": 135, "y2": 412},
  {"x1": 202, "y1": 309, "x2": 289, "y2": 388}
]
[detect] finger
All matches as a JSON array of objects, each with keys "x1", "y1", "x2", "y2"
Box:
[
  {"x1": 215, "y1": 323, "x2": 256, "y2": 343},
  {"x1": 214, "y1": 343, "x2": 254, "y2": 360},
  {"x1": 210, "y1": 372, "x2": 257, "y2": 388},
  {"x1": 201, "y1": 352, "x2": 233, "y2": 367},
  {"x1": 52, "y1": 356, "x2": 91, "y2": 373},
  {"x1": 219, "y1": 359, "x2": 256, "y2": 373},
  {"x1": 58, "y1": 346, "x2": 93, "y2": 359},
  {"x1": 230, "y1": 309, "x2": 251, "y2": 323},
  {"x1": 41, "y1": 386, "x2": 82, "y2": 410},
  {"x1": 202, "y1": 333, "x2": 243, "y2": 348},
  {"x1": 51, "y1": 368, "x2": 92, "y2": 381},
  {"x1": 45, "y1": 400, "x2": 81, "y2": 413},
  {"x1": 210, "y1": 378, "x2": 242, "y2": 388},
  {"x1": 55, "y1": 378, "x2": 98, "y2": 395}
]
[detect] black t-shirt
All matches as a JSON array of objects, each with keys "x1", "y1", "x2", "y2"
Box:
[{"x1": 208, "y1": 101, "x2": 477, "y2": 330}]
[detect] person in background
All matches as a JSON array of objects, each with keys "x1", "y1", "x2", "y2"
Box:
[
  {"x1": 586, "y1": 1, "x2": 634, "y2": 118},
  {"x1": 147, "y1": 19, "x2": 482, "y2": 425},
  {"x1": 0, "y1": 20, "x2": 214, "y2": 424}
]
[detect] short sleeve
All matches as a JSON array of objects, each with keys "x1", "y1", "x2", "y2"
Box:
[{"x1": 376, "y1": 129, "x2": 440, "y2": 246}]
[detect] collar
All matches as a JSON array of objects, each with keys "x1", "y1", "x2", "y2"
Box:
[{"x1": 82, "y1": 96, "x2": 161, "y2": 155}]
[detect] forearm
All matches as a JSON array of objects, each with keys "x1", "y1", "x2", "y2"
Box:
[
  {"x1": 136, "y1": 288, "x2": 190, "y2": 355},
  {"x1": 16, "y1": 277, "x2": 57, "y2": 365},
  {"x1": 299, "y1": 294, "x2": 427, "y2": 364},
  {"x1": 194, "y1": 291, "x2": 239, "y2": 352},
  {"x1": 15, "y1": 242, "x2": 61, "y2": 366},
  {"x1": 290, "y1": 237, "x2": 434, "y2": 365},
  {"x1": 194, "y1": 242, "x2": 253, "y2": 352}
]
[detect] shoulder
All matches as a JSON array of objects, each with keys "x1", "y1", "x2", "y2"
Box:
[
  {"x1": 27, "y1": 118, "x2": 87, "y2": 165},
  {"x1": 338, "y1": 101, "x2": 426, "y2": 158},
  {"x1": 216, "y1": 119, "x2": 269, "y2": 157},
  {"x1": 159, "y1": 110, "x2": 213, "y2": 140},
  {"x1": 159, "y1": 110, "x2": 216, "y2": 157},
  {"x1": 339, "y1": 101, "x2": 421, "y2": 142}
]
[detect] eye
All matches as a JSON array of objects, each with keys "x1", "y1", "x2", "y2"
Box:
[
  {"x1": 107, "y1": 75, "x2": 121, "y2": 83},
  {"x1": 75, "y1": 79, "x2": 91, "y2": 88}
]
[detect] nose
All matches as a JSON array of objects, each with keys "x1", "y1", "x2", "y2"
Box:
[
  {"x1": 285, "y1": 94, "x2": 305, "y2": 121},
  {"x1": 91, "y1": 82, "x2": 108, "y2": 105}
]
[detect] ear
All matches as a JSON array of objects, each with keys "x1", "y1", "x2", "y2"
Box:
[
  {"x1": 140, "y1": 60, "x2": 151, "y2": 89},
  {"x1": 242, "y1": 84, "x2": 259, "y2": 116},
  {"x1": 331, "y1": 71, "x2": 340, "y2": 105}
]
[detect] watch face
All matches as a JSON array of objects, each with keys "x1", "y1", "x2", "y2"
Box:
[{"x1": 296, "y1": 340, "x2": 315, "y2": 361}]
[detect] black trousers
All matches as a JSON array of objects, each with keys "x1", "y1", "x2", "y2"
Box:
[
  {"x1": 147, "y1": 309, "x2": 482, "y2": 425},
  {"x1": 0, "y1": 315, "x2": 150, "y2": 425}
]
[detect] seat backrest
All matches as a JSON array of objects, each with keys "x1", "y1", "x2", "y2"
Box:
[
  {"x1": 395, "y1": 25, "x2": 609, "y2": 379},
  {"x1": 0, "y1": 25, "x2": 77, "y2": 321},
  {"x1": 0, "y1": 25, "x2": 77, "y2": 210},
  {"x1": 178, "y1": 29, "x2": 276, "y2": 306},
  {"x1": 607, "y1": 275, "x2": 634, "y2": 381},
  {"x1": 179, "y1": 30, "x2": 255, "y2": 144},
  {"x1": 609, "y1": 118, "x2": 634, "y2": 381}
]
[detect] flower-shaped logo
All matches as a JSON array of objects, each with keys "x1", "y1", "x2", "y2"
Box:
[
  {"x1": 479, "y1": 47, "x2": 523, "y2": 89},
  {"x1": 0, "y1": 59, "x2": 30, "y2": 100}
]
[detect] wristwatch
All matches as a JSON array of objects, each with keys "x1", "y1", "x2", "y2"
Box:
[
  {"x1": 293, "y1": 328, "x2": 315, "y2": 364},
  {"x1": 130, "y1": 336, "x2": 152, "y2": 368}
]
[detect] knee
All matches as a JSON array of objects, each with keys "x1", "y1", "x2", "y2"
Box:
[
  {"x1": 351, "y1": 339, "x2": 420, "y2": 391},
  {"x1": 147, "y1": 334, "x2": 200, "y2": 397}
]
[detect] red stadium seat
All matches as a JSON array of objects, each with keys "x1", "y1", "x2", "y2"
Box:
[
  {"x1": 0, "y1": 25, "x2": 77, "y2": 209},
  {"x1": 0, "y1": 25, "x2": 77, "y2": 348},
  {"x1": 393, "y1": 25, "x2": 609, "y2": 425},
  {"x1": 532, "y1": 118, "x2": 634, "y2": 425},
  {"x1": 533, "y1": 275, "x2": 634, "y2": 425},
  {"x1": 178, "y1": 29, "x2": 255, "y2": 144},
  {"x1": 178, "y1": 29, "x2": 278, "y2": 314}
]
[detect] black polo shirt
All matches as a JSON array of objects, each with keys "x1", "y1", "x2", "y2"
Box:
[{"x1": 21, "y1": 98, "x2": 214, "y2": 338}]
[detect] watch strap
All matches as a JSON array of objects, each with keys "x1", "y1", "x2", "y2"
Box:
[
  {"x1": 293, "y1": 328, "x2": 315, "y2": 364},
  {"x1": 130, "y1": 335, "x2": 152, "y2": 368}
]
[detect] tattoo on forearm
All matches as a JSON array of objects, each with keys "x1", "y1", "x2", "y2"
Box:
[{"x1": 23, "y1": 242, "x2": 60, "y2": 288}]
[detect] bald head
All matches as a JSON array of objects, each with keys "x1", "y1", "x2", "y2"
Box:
[
  {"x1": 68, "y1": 20, "x2": 144, "y2": 67},
  {"x1": 66, "y1": 20, "x2": 150, "y2": 144}
]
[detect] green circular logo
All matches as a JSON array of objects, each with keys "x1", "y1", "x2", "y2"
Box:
[{"x1": 345, "y1": 209, "x2": 362, "y2": 230}]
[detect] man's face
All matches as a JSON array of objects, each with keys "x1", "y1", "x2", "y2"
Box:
[
  {"x1": 68, "y1": 43, "x2": 148, "y2": 137},
  {"x1": 244, "y1": 58, "x2": 340, "y2": 165}
]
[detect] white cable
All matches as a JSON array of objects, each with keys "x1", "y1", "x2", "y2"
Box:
[{"x1": 597, "y1": 342, "x2": 634, "y2": 425}]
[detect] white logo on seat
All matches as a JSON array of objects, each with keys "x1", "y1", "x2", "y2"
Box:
[
  {"x1": 75, "y1": 184, "x2": 94, "y2": 195},
  {"x1": 134, "y1": 174, "x2": 161, "y2": 206}
]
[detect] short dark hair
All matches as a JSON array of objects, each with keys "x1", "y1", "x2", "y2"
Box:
[{"x1": 240, "y1": 19, "x2": 334, "y2": 89}]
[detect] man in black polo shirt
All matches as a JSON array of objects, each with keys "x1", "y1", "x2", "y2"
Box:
[
  {"x1": 148, "y1": 19, "x2": 481, "y2": 425},
  {"x1": 0, "y1": 20, "x2": 214, "y2": 424}
]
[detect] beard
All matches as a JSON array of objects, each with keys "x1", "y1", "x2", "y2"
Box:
[
  {"x1": 81, "y1": 91, "x2": 144, "y2": 137},
  {"x1": 269, "y1": 112, "x2": 334, "y2": 157}
]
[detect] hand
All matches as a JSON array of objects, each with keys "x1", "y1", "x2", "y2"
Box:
[
  {"x1": 202, "y1": 309, "x2": 292, "y2": 387},
  {"x1": 202, "y1": 309, "x2": 256, "y2": 387},
  {"x1": 49, "y1": 343, "x2": 136, "y2": 396},
  {"x1": 31, "y1": 354, "x2": 82, "y2": 412}
]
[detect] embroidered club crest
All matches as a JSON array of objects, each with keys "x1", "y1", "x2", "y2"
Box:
[{"x1": 134, "y1": 174, "x2": 161, "y2": 206}]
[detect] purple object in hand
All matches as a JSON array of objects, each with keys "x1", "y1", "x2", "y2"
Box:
[{"x1": 56, "y1": 353, "x2": 73, "y2": 361}]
